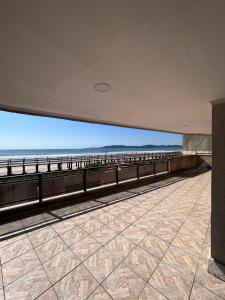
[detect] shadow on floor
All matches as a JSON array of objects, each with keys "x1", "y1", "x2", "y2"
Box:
[{"x1": 0, "y1": 168, "x2": 207, "y2": 241}]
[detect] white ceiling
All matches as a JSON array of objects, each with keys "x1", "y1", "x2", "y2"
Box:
[{"x1": 1, "y1": 0, "x2": 225, "y2": 134}]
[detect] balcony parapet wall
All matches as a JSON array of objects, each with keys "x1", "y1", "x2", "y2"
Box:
[{"x1": 168, "y1": 154, "x2": 211, "y2": 173}]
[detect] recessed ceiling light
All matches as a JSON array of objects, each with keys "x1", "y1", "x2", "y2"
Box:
[{"x1": 94, "y1": 82, "x2": 111, "y2": 92}]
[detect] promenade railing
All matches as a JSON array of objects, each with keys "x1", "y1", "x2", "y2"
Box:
[{"x1": 0, "y1": 151, "x2": 181, "y2": 176}]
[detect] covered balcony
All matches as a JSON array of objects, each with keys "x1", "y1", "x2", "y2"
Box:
[{"x1": 1, "y1": 0, "x2": 225, "y2": 299}]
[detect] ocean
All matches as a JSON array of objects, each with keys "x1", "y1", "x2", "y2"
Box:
[{"x1": 0, "y1": 146, "x2": 181, "y2": 159}]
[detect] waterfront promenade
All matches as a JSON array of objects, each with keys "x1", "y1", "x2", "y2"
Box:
[
  {"x1": 0, "y1": 151, "x2": 181, "y2": 176},
  {"x1": 0, "y1": 170, "x2": 217, "y2": 300}
]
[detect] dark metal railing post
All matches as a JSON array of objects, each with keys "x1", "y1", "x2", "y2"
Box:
[
  {"x1": 153, "y1": 160, "x2": 156, "y2": 176},
  {"x1": 116, "y1": 165, "x2": 119, "y2": 184},
  {"x1": 136, "y1": 164, "x2": 139, "y2": 180},
  {"x1": 22, "y1": 159, "x2": 26, "y2": 174},
  {"x1": 83, "y1": 169, "x2": 87, "y2": 192},
  {"x1": 38, "y1": 174, "x2": 43, "y2": 203},
  {"x1": 167, "y1": 158, "x2": 170, "y2": 173},
  {"x1": 7, "y1": 158, "x2": 12, "y2": 176},
  {"x1": 46, "y1": 157, "x2": 50, "y2": 172}
]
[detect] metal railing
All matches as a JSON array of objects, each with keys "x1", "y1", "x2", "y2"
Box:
[
  {"x1": 0, "y1": 151, "x2": 181, "y2": 176},
  {"x1": 0, "y1": 158, "x2": 169, "y2": 208}
]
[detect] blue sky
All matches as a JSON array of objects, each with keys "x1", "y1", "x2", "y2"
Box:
[{"x1": 0, "y1": 111, "x2": 182, "y2": 149}]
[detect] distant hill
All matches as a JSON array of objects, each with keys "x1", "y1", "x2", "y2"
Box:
[{"x1": 101, "y1": 144, "x2": 181, "y2": 149}]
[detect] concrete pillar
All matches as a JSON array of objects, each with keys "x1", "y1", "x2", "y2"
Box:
[{"x1": 208, "y1": 100, "x2": 225, "y2": 280}]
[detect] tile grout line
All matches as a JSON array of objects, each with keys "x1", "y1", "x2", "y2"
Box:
[{"x1": 0, "y1": 258, "x2": 6, "y2": 300}]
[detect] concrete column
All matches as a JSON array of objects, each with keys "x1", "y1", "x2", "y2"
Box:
[{"x1": 208, "y1": 100, "x2": 225, "y2": 280}]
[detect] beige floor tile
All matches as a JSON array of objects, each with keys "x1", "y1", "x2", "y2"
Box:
[
  {"x1": 133, "y1": 218, "x2": 157, "y2": 233},
  {"x1": 150, "y1": 225, "x2": 177, "y2": 243},
  {"x1": 43, "y1": 248, "x2": 80, "y2": 284},
  {"x1": 91, "y1": 226, "x2": 117, "y2": 245},
  {"x1": 139, "y1": 234, "x2": 169, "y2": 259},
  {"x1": 120, "y1": 212, "x2": 139, "y2": 223},
  {"x1": 158, "y1": 217, "x2": 183, "y2": 231},
  {"x1": 195, "y1": 261, "x2": 225, "y2": 298},
  {"x1": 142, "y1": 213, "x2": 163, "y2": 224},
  {"x1": 102, "y1": 263, "x2": 146, "y2": 300},
  {"x1": 138, "y1": 283, "x2": 167, "y2": 300},
  {"x1": 107, "y1": 206, "x2": 125, "y2": 216},
  {"x1": 190, "y1": 281, "x2": 222, "y2": 300},
  {"x1": 71, "y1": 213, "x2": 92, "y2": 225},
  {"x1": 0, "y1": 233, "x2": 27, "y2": 249},
  {"x1": 36, "y1": 288, "x2": 58, "y2": 300},
  {"x1": 71, "y1": 236, "x2": 102, "y2": 262},
  {"x1": 84, "y1": 247, "x2": 120, "y2": 283},
  {"x1": 2, "y1": 249, "x2": 40, "y2": 286},
  {"x1": 188, "y1": 216, "x2": 210, "y2": 229},
  {"x1": 124, "y1": 246, "x2": 159, "y2": 281},
  {"x1": 204, "y1": 227, "x2": 211, "y2": 246},
  {"x1": 95, "y1": 212, "x2": 115, "y2": 225},
  {"x1": 60, "y1": 226, "x2": 87, "y2": 246},
  {"x1": 163, "y1": 245, "x2": 199, "y2": 278},
  {"x1": 128, "y1": 207, "x2": 147, "y2": 218},
  {"x1": 0, "y1": 269, "x2": 2, "y2": 290},
  {"x1": 0, "y1": 236, "x2": 32, "y2": 264},
  {"x1": 80, "y1": 219, "x2": 103, "y2": 234},
  {"x1": 29, "y1": 226, "x2": 57, "y2": 247},
  {"x1": 35, "y1": 236, "x2": 67, "y2": 263},
  {"x1": 179, "y1": 222, "x2": 207, "y2": 242},
  {"x1": 5, "y1": 265, "x2": 51, "y2": 300},
  {"x1": 52, "y1": 219, "x2": 75, "y2": 235},
  {"x1": 0, "y1": 289, "x2": 3, "y2": 300},
  {"x1": 149, "y1": 262, "x2": 193, "y2": 300},
  {"x1": 107, "y1": 218, "x2": 130, "y2": 233},
  {"x1": 201, "y1": 245, "x2": 210, "y2": 260},
  {"x1": 87, "y1": 286, "x2": 112, "y2": 299},
  {"x1": 105, "y1": 235, "x2": 136, "y2": 260},
  {"x1": 172, "y1": 232, "x2": 203, "y2": 257},
  {"x1": 121, "y1": 225, "x2": 147, "y2": 245},
  {"x1": 54, "y1": 264, "x2": 99, "y2": 300},
  {"x1": 87, "y1": 209, "x2": 105, "y2": 218}
]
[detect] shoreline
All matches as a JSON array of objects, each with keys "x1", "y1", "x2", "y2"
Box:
[{"x1": 0, "y1": 149, "x2": 181, "y2": 160}]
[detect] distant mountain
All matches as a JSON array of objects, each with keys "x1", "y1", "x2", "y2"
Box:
[{"x1": 101, "y1": 144, "x2": 181, "y2": 149}]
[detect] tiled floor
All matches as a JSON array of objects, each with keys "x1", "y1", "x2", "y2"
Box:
[{"x1": 0, "y1": 171, "x2": 221, "y2": 299}]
